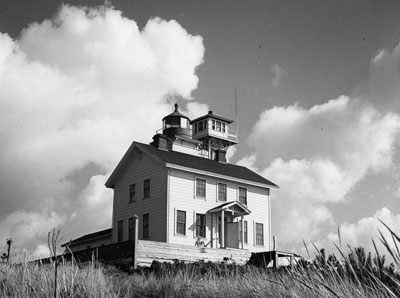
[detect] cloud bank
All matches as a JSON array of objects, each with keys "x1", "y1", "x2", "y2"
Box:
[
  {"x1": 0, "y1": 4, "x2": 205, "y2": 255},
  {"x1": 241, "y1": 43, "x2": 400, "y2": 252}
]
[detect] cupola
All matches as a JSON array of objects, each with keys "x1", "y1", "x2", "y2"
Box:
[{"x1": 162, "y1": 104, "x2": 191, "y2": 139}]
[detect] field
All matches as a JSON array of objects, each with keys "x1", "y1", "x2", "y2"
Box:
[
  {"x1": 1, "y1": 224, "x2": 399, "y2": 298},
  {"x1": 0, "y1": 255, "x2": 399, "y2": 298}
]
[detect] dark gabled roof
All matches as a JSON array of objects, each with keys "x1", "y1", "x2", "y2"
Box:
[
  {"x1": 190, "y1": 111, "x2": 233, "y2": 124},
  {"x1": 134, "y1": 142, "x2": 278, "y2": 188},
  {"x1": 61, "y1": 228, "x2": 112, "y2": 247}
]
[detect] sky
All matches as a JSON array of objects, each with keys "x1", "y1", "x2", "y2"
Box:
[{"x1": 0, "y1": 0, "x2": 400, "y2": 258}]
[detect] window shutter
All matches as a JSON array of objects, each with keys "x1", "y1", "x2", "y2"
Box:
[
  {"x1": 193, "y1": 211, "x2": 196, "y2": 238},
  {"x1": 205, "y1": 214, "x2": 207, "y2": 239},
  {"x1": 253, "y1": 220, "x2": 256, "y2": 246},
  {"x1": 173, "y1": 208, "x2": 176, "y2": 235}
]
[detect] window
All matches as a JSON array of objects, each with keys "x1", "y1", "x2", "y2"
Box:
[
  {"x1": 211, "y1": 120, "x2": 226, "y2": 132},
  {"x1": 194, "y1": 123, "x2": 198, "y2": 133},
  {"x1": 196, "y1": 178, "x2": 206, "y2": 198},
  {"x1": 218, "y1": 183, "x2": 227, "y2": 201},
  {"x1": 144, "y1": 179, "x2": 150, "y2": 199},
  {"x1": 198, "y1": 121, "x2": 204, "y2": 131},
  {"x1": 196, "y1": 213, "x2": 206, "y2": 238},
  {"x1": 129, "y1": 184, "x2": 136, "y2": 202},
  {"x1": 216, "y1": 121, "x2": 221, "y2": 132},
  {"x1": 239, "y1": 220, "x2": 248, "y2": 244},
  {"x1": 117, "y1": 220, "x2": 123, "y2": 242},
  {"x1": 143, "y1": 213, "x2": 149, "y2": 239},
  {"x1": 176, "y1": 210, "x2": 186, "y2": 235},
  {"x1": 256, "y1": 223, "x2": 264, "y2": 246},
  {"x1": 128, "y1": 217, "x2": 134, "y2": 241},
  {"x1": 238, "y1": 187, "x2": 247, "y2": 205}
]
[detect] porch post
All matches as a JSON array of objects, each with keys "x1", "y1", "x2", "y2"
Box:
[
  {"x1": 221, "y1": 209, "x2": 225, "y2": 248},
  {"x1": 211, "y1": 213, "x2": 214, "y2": 248},
  {"x1": 240, "y1": 215, "x2": 244, "y2": 249}
]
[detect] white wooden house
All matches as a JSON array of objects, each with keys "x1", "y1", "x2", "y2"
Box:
[{"x1": 104, "y1": 104, "x2": 278, "y2": 252}]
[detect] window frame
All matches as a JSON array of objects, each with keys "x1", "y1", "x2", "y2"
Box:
[
  {"x1": 256, "y1": 222, "x2": 264, "y2": 246},
  {"x1": 143, "y1": 178, "x2": 151, "y2": 199},
  {"x1": 195, "y1": 178, "x2": 206, "y2": 198},
  {"x1": 117, "y1": 220, "x2": 123, "y2": 242},
  {"x1": 238, "y1": 187, "x2": 247, "y2": 205},
  {"x1": 128, "y1": 217, "x2": 134, "y2": 241},
  {"x1": 176, "y1": 210, "x2": 186, "y2": 235},
  {"x1": 142, "y1": 213, "x2": 149, "y2": 239},
  {"x1": 239, "y1": 220, "x2": 248, "y2": 244},
  {"x1": 218, "y1": 183, "x2": 227, "y2": 202},
  {"x1": 195, "y1": 213, "x2": 206, "y2": 238},
  {"x1": 198, "y1": 121, "x2": 204, "y2": 131},
  {"x1": 129, "y1": 183, "x2": 136, "y2": 203}
]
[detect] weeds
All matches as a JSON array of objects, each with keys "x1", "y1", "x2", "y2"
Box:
[{"x1": 0, "y1": 222, "x2": 399, "y2": 297}]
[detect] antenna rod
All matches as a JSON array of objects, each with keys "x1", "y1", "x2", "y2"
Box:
[{"x1": 235, "y1": 88, "x2": 238, "y2": 135}]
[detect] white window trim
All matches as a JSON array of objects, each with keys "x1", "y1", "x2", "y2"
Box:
[
  {"x1": 217, "y1": 181, "x2": 228, "y2": 202},
  {"x1": 175, "y1": 209, "x2": 187, "y2": 237},
  {"x1": 194, "y1": 177, "x2": 207, "y2": 200},
  {"x1": 129, "y1": 183, "x2": 136, "y2": 203},
  {"x1": 143, "y1": 177, "x2": 152, "y2": 199},
  {"x1": 237, "y1": 185, "x2": 247, "y2": 205},
  {"x1": 255, "y1": 222, "x2": 265, "y2": 247}
]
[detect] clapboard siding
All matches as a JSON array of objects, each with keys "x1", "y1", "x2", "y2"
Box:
[
  {"x1": 168, "y1": 168, "x2": 271, "y2": 252},
  {"x1": 112, "y1": 150, "x2": 167, "y2": 243}
]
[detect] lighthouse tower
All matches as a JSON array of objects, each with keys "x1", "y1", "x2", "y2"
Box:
[{"x1": 151, "y1": 104, "x2": 237, "y2": 162}]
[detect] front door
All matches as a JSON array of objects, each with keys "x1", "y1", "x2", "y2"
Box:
[
  {"x1": 225, "y1": 222, "x2": 239, "y2": 248},
  {"x1": 218, "y1": 215, "x2": 239, "y2": 248}
]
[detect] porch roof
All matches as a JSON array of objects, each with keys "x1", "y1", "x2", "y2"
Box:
[{"x1": 207, "y1": 201, "x2": 251, "y2": 216}]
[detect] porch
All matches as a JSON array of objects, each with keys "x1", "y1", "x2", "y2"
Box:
[
  {"x1": 137, "y1": 240, "x2": 252, "y2": 266},
  {"x1": 207, "y1": 201, "x2": 251, "y2": 250}
]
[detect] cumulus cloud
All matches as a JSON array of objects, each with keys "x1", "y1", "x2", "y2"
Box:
[
  {"x1": 0, "y1": 4, "x2": 204, "y2": 253},
  {"x1": 246, "y1": 95, "x2": 400, "y2": 250},
  {"x1": 271, "y1": 63, "x2": 288, "y2": 87},
  {"x1": 245, "y1": 42, "x2": 400, "y2": 251},
  {"x1": 316, "y1": 208, "x2": 400, "y2": 256}
]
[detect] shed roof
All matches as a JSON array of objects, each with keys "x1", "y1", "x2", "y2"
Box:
[{"x1": 61, "y1": 228, "x2": 112, "y2": 247}]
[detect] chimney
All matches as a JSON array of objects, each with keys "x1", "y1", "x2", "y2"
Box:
[
  {"x1": 150, "y1": 134, "x2": 169, "y2": 150},
  {"x1": 214, "y1": 149, "x2": 226, "y2": 163}
]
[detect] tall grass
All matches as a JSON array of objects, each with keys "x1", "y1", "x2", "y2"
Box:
[{"x1": 0, "y1": 223, "x2": 399, "y2": 298}]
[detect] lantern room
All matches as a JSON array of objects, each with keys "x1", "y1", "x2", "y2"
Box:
[{"x1": 162, "y1": 103, "x2": 191, "y2": 139}]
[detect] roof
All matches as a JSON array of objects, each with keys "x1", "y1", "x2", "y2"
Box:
[
  {"x1": 162, "y1": 104, "x2": 190, "y2": 121},
  {"x1": 105, "y1": 141, "x2": 279, "y2": 189},
  {"x1": 190, "y1": 111, "x2": 233, "y2": 124},
  {"x1": 61, "y1": 228, "x2": 112, "y2": 247},
  {"x1": 208, "y1": 201, "x2": 251, "y2": 215}
]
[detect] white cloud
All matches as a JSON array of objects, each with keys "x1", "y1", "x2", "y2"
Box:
[
  {"x1": 312, "y1": 208, "x2": 400, "y2": 257},
  {"x1": 0, "y1": 210, "x2": 66, "y2": 256},
  {"x1": 246, "y1": 96, "x2": 400, "y2": 249},
  {"x1": 0, "y1": 4, "x2": 204, "y2": 251},
  {"x1": 271, "y1": 63, "x2": 288, "y2": 87}
]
